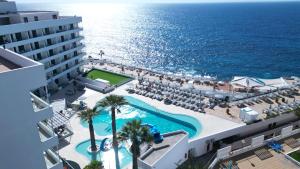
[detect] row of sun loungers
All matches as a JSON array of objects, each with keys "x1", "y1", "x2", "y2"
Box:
[
  {"x1": 254, "y1": 148, "x2": 273, "y2": 160},
  {"x1": 133, "y1": 81, "x2": 209, "y2": 111},
  {"x1": 263, "y1": 101, "x2": 300, "y2": 116},
  {"x1": 284, "y1": 138, "x2": 300, "y2": 148},
  {"x1": 220, "y1": 160, "x2": 239, "y2": 169}
]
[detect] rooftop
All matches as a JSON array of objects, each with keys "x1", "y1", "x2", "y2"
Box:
[
  {"x1": 140, "y1": 131, "x2": 187, "y2": 165},
  {"x1": 0, "y1": 55, "x2": 19, "y2": 73},
  {"x1": 0, "y1": 47, "x2": 42, "y2": 74}
]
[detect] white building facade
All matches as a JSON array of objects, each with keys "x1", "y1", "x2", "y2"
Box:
[
  {"x1": 0, "y1": 47, "x2": 62, "y2": 169},
  {"x1": 0, "y1": 1, "x2": 85, "y2": 96}
]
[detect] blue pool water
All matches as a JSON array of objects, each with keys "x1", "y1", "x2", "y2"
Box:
[
  {"x1": 76, "y1": 139, "x2": 132, "y2": 168},
  {"x1": 18, "y1": 2, "x2": 300, "y2": 79},
  {"x1": 81, "y1": 96, "x2": 201, "y2": 138}
]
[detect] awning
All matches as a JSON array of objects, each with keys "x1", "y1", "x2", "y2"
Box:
[{"x1": 231, "y1": 76, "x2": 265, "y2": 88}]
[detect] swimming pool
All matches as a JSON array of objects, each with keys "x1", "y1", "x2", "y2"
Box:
[
  {"x1": 81, "y1": 96, "x2": 202, "y2": 138},
  {"x1": 76, "y1": 139, "x2": 132, "y2": 168}
]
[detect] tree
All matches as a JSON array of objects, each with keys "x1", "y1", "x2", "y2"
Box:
[
  {"x1": 96, "y1": 95, "x2": 128, "y2": 169},
  {"x1": 83, "y1": 160, "x2": 104, "y2": 169},
  {"x1": 118, "y1": 120, "x2": 153, "y2": 169},
  {"x1": 99, "y1": 50, "x2": 105, "y2": 59},
  {"x1": 78, "y1": 109, "x2": 99, "y2": 152}
]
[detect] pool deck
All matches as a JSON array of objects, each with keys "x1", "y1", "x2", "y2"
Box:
[{"x1": 58, "y1": 80, "x2": 244, "y2": 169}]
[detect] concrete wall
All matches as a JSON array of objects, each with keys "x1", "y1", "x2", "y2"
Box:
[
  {"x1": 152, "y1": 134, "x2": 189, "y2": 169},
  {"x1": 0, "y1": 1, "x2": 17, "y2": 13},
  {"x1": 0, "y1": 48, "x2": 60, "y2": 169},
  {"x1": 189, "y1": 112, "x2": 298, "y2": 157},
  {"x1": 19, "y1": 12, "x2": 59, "y2": 22}
]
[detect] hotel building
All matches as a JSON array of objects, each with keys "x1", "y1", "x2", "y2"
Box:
[
  {"x1": 0, "y1": 47, "x2": 62, "y2": 169},
  {"x1": 0, "y1": 1, "x2": 85, "y2": 96}
]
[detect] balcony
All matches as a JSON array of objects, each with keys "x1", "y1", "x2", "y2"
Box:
[
  {"x1": 44, "y1": 149, "x2": 63, "y2": 169},
  {"x1": 40, "y1": 44, "x2": 84, "y2": 63},
  {"x1": 0, "y1": 16, "x2": 82, "y2": 36},
  {"x1": 21, "y1": 36, "x2": 84, "y2": 57},
  {"x1": 38, "y1": 121, "x2": 58, "y2": 150},
  {"x1": 47, "y1": 61, "x2": 84, "y2": 83},
  {"x1": 46, "y1": 53, "x2": 85, "y2": 73},
  {"x1": 5, "y1": 29, "x2": 77, "y2": 48},
  {"x1": 30, "y1": 92, "x2": 53, "y2": 121}
]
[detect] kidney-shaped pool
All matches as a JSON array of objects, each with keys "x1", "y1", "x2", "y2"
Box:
[{"x1": 81, "y1": 96, "x2": 202, "y2": 138}]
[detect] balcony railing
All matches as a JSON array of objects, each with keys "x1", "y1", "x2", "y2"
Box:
[
  {"x1": 22, "y1": 36, "x2": 84, "y2": 57},
  {"x1": 31, "y1": 92, "x2": 50, "y2": 112},
  {"x1": 44, "y1": 149, "x2": 62, "y2": 169},
  {"x1": 39, "y1": 43, "x2": 84, "y2": 63},
  {"x1": 4, "y1": 28, "x2": 83, "y2": 48},
  {"x1": 38, "y1": 121, "x2": 55, "y2": 142},
  {"x1": 45, "y1": 53, "x2": 84, "y2": 73}
]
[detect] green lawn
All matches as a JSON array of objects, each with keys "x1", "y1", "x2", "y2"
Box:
[
  {"x1": 86, "y1": 69, "x2": 130, "y2": 85},
  {"x1": 289, "y1": 151, "x2": 300, "y2": 162}
]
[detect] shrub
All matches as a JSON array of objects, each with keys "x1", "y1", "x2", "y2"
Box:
[{"x1": 83, "y1": 160, "x2": 104, "y2": 169}]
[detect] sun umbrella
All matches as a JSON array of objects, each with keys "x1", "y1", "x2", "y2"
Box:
[{"x1": 231, "y1": 76, "x2": 265, "y2": 88}]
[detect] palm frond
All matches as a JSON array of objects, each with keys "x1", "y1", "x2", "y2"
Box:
[{"x1": 77, "y1": 108, "x2": 99, "y2": 122}]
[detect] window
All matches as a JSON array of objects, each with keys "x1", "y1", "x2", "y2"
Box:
[
  {"x1": 70, "y1": 24, "x2": 74, "y2": 30},
  {"x1": 45, "y1": 28, "x2": 50, "y2": 35},
  {"x1": 47, "y1": 39, "x2": 52, "y2": 46},
  {"x1": 49, "y1": 49, "x2": 54, "y2": 56},
  {"x1": 34, "y1": 42, "x2": 40, "y2": 49},
  {"x1": 71, "y1": 33, "x2": 75, "y2": 39},
  {"x1": 0, "y1": 35, "x2": 5, "y2": 45},
  {"x1": 52, "y1": 15, "x2": 57, "y2": 19},
  {"x1": 23, "y1": 17, "x2": 28, "y2": 23},
  {"x1": 34, "y1": 16, "x2": 38, "y2": 21},
  {"x1": 37, "y1": 53, "x2": 42, "y2": 60},
  {"x1": 67, "y1": 73, "x2": 71, "y2": 80},
  {"x1": 32, "y1": 30, "x2": 37, "y2": 37},
  {"x1": 60, "y1": 36, "x2": 64, "y2": 42},
  {"x1": 51, "y1": 59, "x2": 56, "y2": 65},
  {"x1": 18, "y1": 45, "x2": 25, "y2": 53},
  {"x1": 15, "y1": 32, "x2": 22, "y2": 41}
]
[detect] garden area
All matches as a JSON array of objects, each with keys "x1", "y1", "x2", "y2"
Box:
[
  {"x1": 86, "y1": 69, "x2": 131, "y2": 86},
  {"x1": 288, "y1": 150, "x2": 300, "y2": 162}
]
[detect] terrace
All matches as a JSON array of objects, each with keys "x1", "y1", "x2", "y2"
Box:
[
  {"x1": 84, "y1": 59, "x2": 300, "y2": 124},
  {"x1": 0, "y1": 55, "x2": 20, "y2": 73},
  {"x1": 139, "y1": 131, "x2": 189, "y2": 168}
]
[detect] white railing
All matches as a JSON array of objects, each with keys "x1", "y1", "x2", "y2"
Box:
[
  {"x1": 31, "y1": 92, "x2": 50, "y2": 112},
  {"x1": 209, "y1": 124, "x2": 300, "y2": 169}
]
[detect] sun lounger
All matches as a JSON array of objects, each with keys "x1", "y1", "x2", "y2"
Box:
[
  {"x1": 254, "y1": 148, "x2": 273, "y2": 160},
  {"x1": 284, "y1": 138, "x2": 300, "y2": 148}
]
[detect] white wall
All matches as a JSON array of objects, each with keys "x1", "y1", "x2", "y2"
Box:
[
  {"x1": 153, "y1": 134, "x2": 189, "y2": 169},
  {"x1": 189, "y1": 112, "x2": 298, "y2": 157},
  {"x1": 0, "y1": 1, "x2": 17, "y2": 13},
  {"x1": 0, "y1": 49, "x2": 58, "y2": 169}
]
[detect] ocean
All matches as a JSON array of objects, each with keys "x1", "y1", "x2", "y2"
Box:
[{"x1": 18, "y1": 2, "x2": 300, "y2": 80}]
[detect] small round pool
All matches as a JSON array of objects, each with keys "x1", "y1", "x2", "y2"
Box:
[
  {"x1": 76, "y1": 139, "x2": 132, "y2": 168},
  {"x1": 81, "y1": 96, "x2": 202, "y2": 138}
]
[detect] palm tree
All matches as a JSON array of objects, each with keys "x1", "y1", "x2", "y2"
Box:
[
  {"x1": 78, "y1": 109, "x2": 99, "y2": 152},
  {"x1": 83, "y1": 160, "x2": 104, "y2": 169},
  {"x1": 118, "y1": 120, "x2": 153, "y2": 169},
  {"x1": 99, "y1": 50, "x2": 105, "y2": 59},
  {"x1": 96, "y1": 95, "x2": 128, "y2": 169}
]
